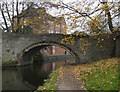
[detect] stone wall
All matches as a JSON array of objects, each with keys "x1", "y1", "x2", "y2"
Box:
[
  {"x1": 0, "y1": 29, "x2": 2, "y2": 66},
  {"x1": 115, "y1": 35, "x2": 120, "y2": 57},
  {"x1": 2, "y1": 32, "x2": 120, "y2": 65},
  {"x1": 80, "y1": 36, "x2": 115, "y2": 63}
]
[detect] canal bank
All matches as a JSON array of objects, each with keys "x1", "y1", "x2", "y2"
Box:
[
  {"x1": 37, "y1": 63, "x2": 87, "y2": 91},
  {"x1": 38, "y1": 58, "x2": 119, "y2": 91}
]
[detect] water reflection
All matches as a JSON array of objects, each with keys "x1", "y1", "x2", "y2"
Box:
[{"x1": 2, "y1": 59, "x2": 74, "y2": 91}]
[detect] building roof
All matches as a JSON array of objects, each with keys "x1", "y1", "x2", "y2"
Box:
[{"x1": 14, "y1": 6, "x2": 46, "y2": 18}]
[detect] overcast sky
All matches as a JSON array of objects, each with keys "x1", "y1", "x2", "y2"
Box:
[
  {"x1": 0, "y1": 0, "x2": 103, "y2": 33},
  {"x1": 0, "y1": 0, "x2": 119, "y2": 32}
]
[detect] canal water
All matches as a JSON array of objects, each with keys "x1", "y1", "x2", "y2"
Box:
[{"x1": 2, "y1": 59, "x2": 74, "y2": 91}]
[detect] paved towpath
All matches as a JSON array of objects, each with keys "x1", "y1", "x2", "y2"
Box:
[{"x1": 57, "y1": 65, "x2": 87, "y2": 91}]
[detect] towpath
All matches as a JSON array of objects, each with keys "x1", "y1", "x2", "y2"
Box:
[{"x1": 57, "y1": 65, "x2": 87, "y2": 91}]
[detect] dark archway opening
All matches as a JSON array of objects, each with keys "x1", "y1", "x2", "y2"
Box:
[{"x1": 21, "y1": 42, "x2": 79, "y2": 65}]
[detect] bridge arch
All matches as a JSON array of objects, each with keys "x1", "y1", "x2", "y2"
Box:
[{"x1": 20, "y1": 41, "x2": 79, "y2": 65}]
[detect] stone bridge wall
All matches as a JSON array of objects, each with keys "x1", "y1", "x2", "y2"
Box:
[{"x1": 1, "y1": 32, "x2": 120, "y2": 65}]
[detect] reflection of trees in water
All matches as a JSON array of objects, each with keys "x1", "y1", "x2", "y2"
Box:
[
  {"x1": 20, "y1": 60, "x2": 52, "y2": 89},
  {"x1": 20, "y1": 53, "x2": 71, "y2": 90}
]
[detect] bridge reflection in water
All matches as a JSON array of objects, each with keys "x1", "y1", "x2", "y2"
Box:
[{"x1": 2, "y1": 59, "x2": 74, "y2": 91}]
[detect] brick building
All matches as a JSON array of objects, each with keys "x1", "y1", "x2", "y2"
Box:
[{"x1": 14, "y1": 6, "x2": 68, "y2": 56}]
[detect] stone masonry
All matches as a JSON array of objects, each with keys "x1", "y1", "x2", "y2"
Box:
[{"x1": 1, "y1": 32, "x2": 120, "y2": 66}]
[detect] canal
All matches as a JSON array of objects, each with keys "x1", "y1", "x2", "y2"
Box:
[{"x1": 2, "y1": 59, "x2": 74, "y2": 91}]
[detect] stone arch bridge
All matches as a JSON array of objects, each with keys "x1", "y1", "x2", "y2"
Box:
[{"x1": 2, "y1": 32, "x2": 120, "y2": 66}]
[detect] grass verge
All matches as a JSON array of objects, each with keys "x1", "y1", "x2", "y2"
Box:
[
  {"x1": 36, "y1": 58, "x2": 119, "y2": 91},
  {"x1": 71, "y1": 58, "x2": 119, "y2": 91},
  {"x1": 36, "y1": 68, "x2": 60, "y2": 91}
]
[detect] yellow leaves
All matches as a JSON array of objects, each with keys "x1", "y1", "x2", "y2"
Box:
[
  {"x1": 99, "y1": 31, "x2": 102, "y2": 34},
  {"x1": 113, "y1": 38, "x2": 116, "y2": 40},
  {"x1": 63, "y1": 30, "x2": 67, "y2": 34},
  {"x1": 97, "y1": 38, "x2": 105, "y2": 46},
  {"x1": 75, "y1": 16, "x2": 80, "y2": 19},
  {"x1": 99, "y1": 3, "x2": 109, "y2": 10},
  {"x1": 79, "y1": 39, "x2": 89, "y2": 53},
  {"x1": 13, "y1": 25, "x2": 19, "y2": 30},
  {"x1": 37, "y1": 9, "x2": 41, "y2": 13},
  {"x1": 66, "y1": 13, "x2": 71, "y2": 16},
  {"x1": 113, "y1": 7, "x2": 118, "y2": 11},
  {"x1": 79, "y1": 38, "x2": 84, "y2": 40},
  {"x1": 25, "y1": 20, "x2": 32, "y2": 26},
  {"x1": 61, "y1": 36, "x2": 75, "y2": 45},
  {"x1": 102, "y1": 39, "x2": 104, "y2": 41},
  {"x1": 65, "y1": 58, "x2": 119, "y2": 90},
  {"x1": 85, "y1": 7, "x2": 89, "y2": 10},
  {"x1": 98, "y1": 38, "x2": 100, "y2": 41},
  {"x1": 113, "y1": 27, "x2": 118, "y2": 32},
  {"x1": 67, "y1": 17, "x2": 71, "y2": 20}
]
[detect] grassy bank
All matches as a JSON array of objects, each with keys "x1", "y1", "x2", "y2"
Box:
[
  {"x1": 37, "y1": 68, "x2": 60, "y2": 91},
  {"x1": 71, "y1": 58, "x2": 119, "y2": 91},
  {"x1": 36, "y1": 58, "x2": 119, "y2": 91}
]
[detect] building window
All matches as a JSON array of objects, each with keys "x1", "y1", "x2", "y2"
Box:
[
  {"x1": 51, "y1": 21, "x2": 53, "y2": 26},
  {"x1": 44, "y1": 21, "x2": 45, "y2": 23},
  {"x1": 22, "y1": 26, "x2": 23, "y2": 28},
  {"x1": 51, "y1": 29, "x2": 54, "y2": 33},
  {"x1": 52, "y1": 46, "x2": 55, "y2": 54},
  {"x1": 56, "y1": 31, "x2": 58, "y2": 33},
  {"x1": 49, "y1": 30, "x2": 51, "y2": 33},
  {"x1": 24, "y1": 21, "x2": 26, "y2": 23},
  {"x1": 52, "y1": 63, "x2": 55, "y2": 71},
  {"x1": 52, "y1": 23, "x2": 53, "y2": 26},
  {"x1": 49, "y1": 20, "x2": 50, "y2": 23},
  {"x1": 47, "y1": 24, "x2": 50, "y2": 27},
  {"x1": 42, "y1": 29, "x2": 45, "y2": 32}
]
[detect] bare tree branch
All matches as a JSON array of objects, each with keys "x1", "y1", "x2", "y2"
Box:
[
  {"x1": 5, "y1": 2, "x2": 13, "y2": 31},
  {"x1": 1, "y1": 3, "x2": 9, "y2": 32},
  {"x1": 12, "y1": 1, "x2": 14, "y2": 32},
  {"x1": 16, "y1": 0, "x2": 20, "y2": 33}
]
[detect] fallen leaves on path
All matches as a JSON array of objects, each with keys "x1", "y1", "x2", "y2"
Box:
[{"x1": 57, "y1": 58, "x2": 119, "y2": 90}]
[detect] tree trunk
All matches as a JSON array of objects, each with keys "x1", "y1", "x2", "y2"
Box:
[
  {"x1": 1, "y1": 7, "x2": 9, "y2": 32},
  {"x1": 102, "y1": 2, "x2": 114, "y2": 33},
  {"x1": 12, "y1": 1, "x2": 15, "y2": 32},
  {"x1": 16, "y1": 0, "x2": 20, "y2": 33},
  {"x1": 5, "y1": 3, "x2": 13, "y2": 32}
]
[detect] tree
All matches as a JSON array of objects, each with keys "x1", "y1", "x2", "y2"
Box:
[
  {"x1": 1, "y1": 0, "x2": 119, "y2": 35},
  {"x1": 0, "y1": 1, "x2": 46, "y2": 33},
  {"x1": 0, "y1": 2, "x2": 9, "y2": 32},
  {"x1": 0, "y1": 0, "x2": 26, "y2": 33},
  {"x1": 43, "y1": 0, "x2": 119, "y2": 55},
  {"x1": 45, "y1": 0, "x2": 119, "y2": 35}
]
